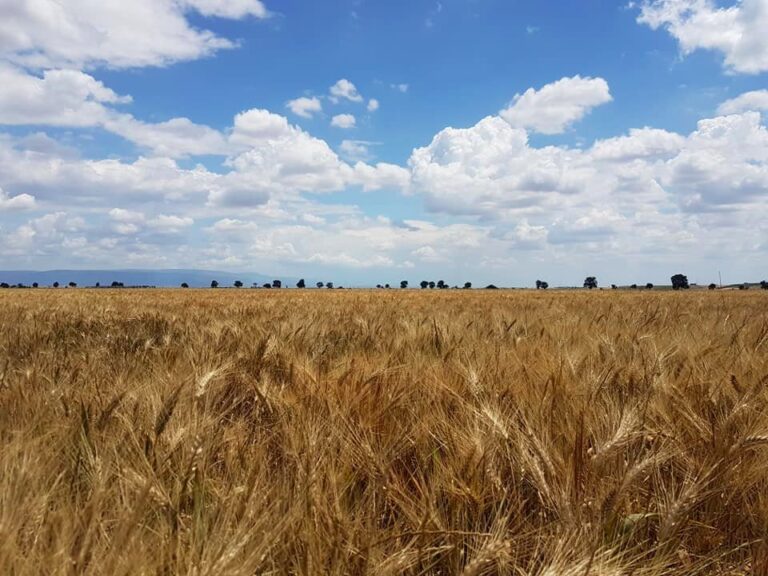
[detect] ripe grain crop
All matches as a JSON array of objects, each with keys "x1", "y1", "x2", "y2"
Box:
[{"x1": 1, "y1": 289, "x2": 767, "y2": 575}]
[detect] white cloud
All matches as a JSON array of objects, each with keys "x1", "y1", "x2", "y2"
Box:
[
  {"x1": 148, "y1": 214, "x2": 195, "y2": 232},
  {"x1": 329, "y1": 79, "x2": 363, "y2": 103},
  {"x1": 367, "y1": 98, "x2": 380, "y2": 112},
  {"x1": 0, "y1": 65, "x2": 230, "y2": 158},
  {"x1": 637, "y1": 0, "x2": 768, "y2": 74},
  {"x1": 339, "y1": 140, "x2": 373, "y2": 162},
  {"x1": 0, "y1": 186, "x2": 36, "y2": 211},
  {"x1": 286, "y1": 96, "x2": 323, "y2": 118},
  {"x1": 0, "y1": 64, "x2": 130, "y2": 127},
  {"x1": 660, "y1": 111, "x2": 768, "y2": 211},
  {"x1": 179, "y1": 0, "x2": 268, "y2": 19},
  {"x1": 107, "y1": 208, "x2": 192, "y2": 235},
  {"x1": 331, "y1": 113, "x2": 357, "y2": 129},
  {"x1": 231, "y1": 108, "x2": 293, "y2": 143},
  {"x1": 351, "y1": 162, "x2": 411, "y2": 192},
  {"x1": 0, "y1": 0, "x2": 269, "y2": 70},
  {"x1": 590, "y1": 127, "x2": 685, "y2": 161},
  {"x1": 718, "y1": 90, "x2": 768, "y2": 115},
  {"x1": 104, "y1": 115, "x2": 229, "y2": 157},
  {"x1": 391, "y1": 83, "x2": 409, "y2": 93},
  {"x1": 0, "y1": 106, "x2": 411, "y2": 213},
  {"x1": 500, "y1": 75, "x2": 612, "y2": 134},
  {"x1": 409, "y1": 102, "x2": 768, "y2": 264}
]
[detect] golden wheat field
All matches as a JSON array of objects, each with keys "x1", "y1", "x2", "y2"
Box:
[{"x1": 1, "y1": 289, "x2": 767, "y2": 575}]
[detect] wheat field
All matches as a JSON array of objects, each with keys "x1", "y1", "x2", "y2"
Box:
[{"x1": 1, "y1": 289, "x2": 767, "y2": 575}]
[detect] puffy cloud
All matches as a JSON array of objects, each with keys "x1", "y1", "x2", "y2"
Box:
[
  {"x1": 660, "y1": 112, "x2": 768, "y2": 210},
  {"x1": 0, "y1": 186, "x2": 36, "y2": 211},
  {"x1": 147, "y1": 214, "x2": 195, "y2": 233},
  {"x1": 718, "y1": 90, "x2": 768, "y2": 115},
  {"x1": 104, "y1": 116, "x2": 229, "y2": 157},
  {"x1": 286, "y1": 96, "x2": 323, "y2": 118},
  {"x1": 329, "y1": 79, "x2": 363, "y2": 103},
  {"x1": 204, "y1": 214, "x2": 493, "y2": 272},
  {"x1": 636, "y1": 0, "x2": 768, "y2": 74},
  {"x1": 410, "y1": 115, "x2": 586, "y2": 214},
  {"x1": 590, "y1": 128, "x2": 685, "y2": 161},
  {"x1": 367, "y1": 98, "x2": 380, "y2": 112},
  {"x1": 409, "y1": 102, "x2": 768, "y2": 265},
  {"x1": 391, "y1": 83, "x2": 409, "y2": 93},
  {"x1": 0, "y1": 105, "x2": 411, "y2": 213},
  {"x1": 0, "y1": 138, "x2": 220, "y2": 206},
  {"x1": 0, "y1": 65, "x2": 230, "y2": 158},
  {"x1": 351, "y1": 162, "x2": 411, "y2": 192},
  {"x1": 0, "y1": 0, "x2": 269, "y2": 70},
  {"x1": 500, "y1": 75, "x2": 612, "y2": 134},
  {"x1": 178, "y1": 0, "x2": 267, "y2": 18},
  {"x1": 339, "y1": 140, "x2": 373, "y2": 162},
  {"x1": 331, "y1": 113, "x2": 356, "y2": 129},
  {"x1": 230, "y1": 108, "x2": 293, "y2": 143},
  {"x1": 0, "y1": 64, "x2": 130, "y2": 127}
]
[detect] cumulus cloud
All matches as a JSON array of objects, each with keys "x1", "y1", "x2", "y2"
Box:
[
  {"x1": 590, "y1": 127, "x2": 685, "y2": 161},
  {"x1": 0, "y1": 65, "x2": 229, "y2": 158},
  {"x1": 329, "y1": 79, "x2": 363, "y2": 103},
  {"x1": 0, "y1": 64, "x2": 130, "y2": 127},
  {"x1": 331, "y1": 113, "x2": 357, "y2": 129},
  {"x1": 105, "y1": 116, "x2": 230, "y2": 157},
  {"x1": 339, "y1": 140, "x2": 373, "y2": 162},
  {"x1": 637, "y1": 0, "x2": 768, "y2": 74},
  {"x1": 0, "y1": 186, "x2": 36, "y2": 211},
  {"x1": 500, "y1": 75, "x2": 612, "y2": 134},
  {"x1": 0, "y1": 107, "x2": 411, "y2": 214},
  {"x1": 351, "y1": 162, "x2": 411, "y2": 192},
  {"x1": 409, "y1": 102, "x2": 768, "y2": 264},
  {"x1": 367, "y1": 98, "x2": 380, "y2": 112},
  {"x1": 718, "y1": 90, "x2": 768, "y2": 115},
  {"x1": 286, "y1": 96, "x2": 323, "y2": 118},
  {"x1": 660, "y1": 112, "x2": 768, "y2": 211},
  {"x1": 179, "y1": 0, "x2": 268, "y2": 19},
  {"x1": 0, "y1": 0, "x2": 269, "y2": 70}
]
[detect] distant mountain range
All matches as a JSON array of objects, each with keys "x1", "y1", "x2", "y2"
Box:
[{"x1": 0, "y1": 269, "x2": 306, "y2": 288}]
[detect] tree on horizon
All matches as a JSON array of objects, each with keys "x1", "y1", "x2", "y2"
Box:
[{"x1": 671, "y1": 274, "x2": 689, "y2": 290}]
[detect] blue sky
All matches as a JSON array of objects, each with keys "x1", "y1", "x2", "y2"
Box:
[{"x1": 0, "y1": 0, "x2": 767, "y2": 286}]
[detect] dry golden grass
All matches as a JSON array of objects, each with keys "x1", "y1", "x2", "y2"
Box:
[{"x1": 1, "y1": 289, "x2": 767, "y2": 575}]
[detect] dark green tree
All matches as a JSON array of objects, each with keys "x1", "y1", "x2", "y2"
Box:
[{"x1": 671, "y1": 274, "x2": 689, "y2": 290}]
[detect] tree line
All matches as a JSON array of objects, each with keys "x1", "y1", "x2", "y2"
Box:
[{"x1": 2, "y1": 275, "x2": 767, "y2": 290}]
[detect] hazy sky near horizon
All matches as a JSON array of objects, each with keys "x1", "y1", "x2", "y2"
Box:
[{"x1": 0, "y1": 0, "x2": 767, "y2": 286}]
